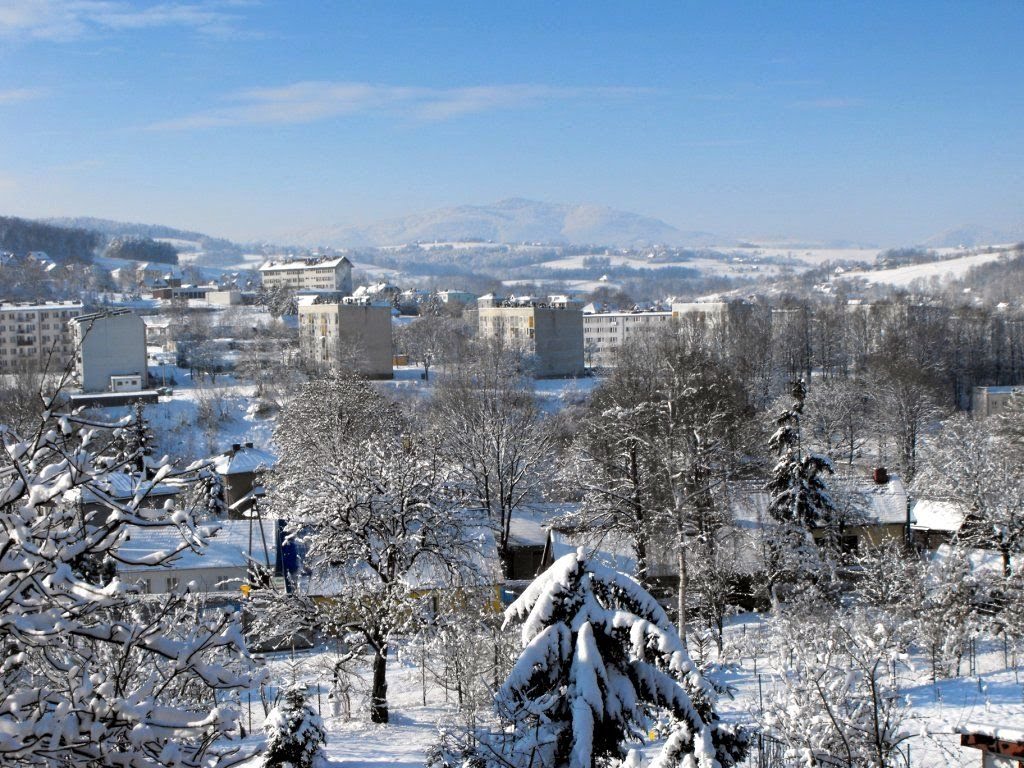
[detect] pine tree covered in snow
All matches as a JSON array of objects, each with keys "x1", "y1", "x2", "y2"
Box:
[
  {"x1": 262, "y1": 685, "x2": 327, "y2": 768},
  {"x1": 0, "y1": 395, "x2": 257, "y2": 766},
  {"x1": 766, "y1": 379, "x2": 835, "y2": 530},
  {"x1": 478, "y1": 549, "x2": 747, "y2": 768},
  {"x1": 763, "y1": 379, "x2": 837, "y2": 602}
]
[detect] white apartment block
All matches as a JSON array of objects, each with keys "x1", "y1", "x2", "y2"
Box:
[
  {"x1": 477, "y1": 295, "x2": 585, "y2": 378},
  {"x1": 259, "y1": 256, "x2": 353, "y2": 294},
  {"x1": 582, "y1": 310, "x2": 673, "y2": 366},
  {"x1": 670, "y1": 301, "x2": 729, "y2": 325},
  {"x1": 0, "y1": 301, "x2": 83, "y2": 371},
  {"x1": 298, "y1": 297, "x2": 393, "y2": 379},
  {"x1": 69, "y1": 310, "x2": 148, "y2": 393}
]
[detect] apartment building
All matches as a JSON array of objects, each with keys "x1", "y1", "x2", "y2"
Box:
[
  {"x1": 582, "y1": 309, "x2": 673, "y2": 366},
  {"x1": 298, "y1": 297, "x2": 393, "y2": 379},
  {"x1": 69, "y1": 310, "x2": 148, "y2": 393},
  {"x1": 670, "y1": 300, "x2": 729, "y2": 325},
  {"x1": 477, "y1": 295, "x2": 585, "y2": 378},
  {"x1": 0, "y1": 301, "x2": 83, "y2": 371},
  {"x1": 259, "y1": 256, "x2": 353, "y2": 294}
]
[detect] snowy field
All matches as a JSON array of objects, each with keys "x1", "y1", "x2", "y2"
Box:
[
  {"x1": 227, "y1": 615, "x2": 1024, "y2": 767},
  {"x1": 834, "y1": 250, "x2": 1010, "y2": 287}
]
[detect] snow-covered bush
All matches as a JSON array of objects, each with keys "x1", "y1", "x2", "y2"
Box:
[
  {"x1": 0, "y1": 394, "x2": 256, "y2": 767},
  {"x1": 262, "y1": 685, "x2": 327, "y2": 768},
  {"x1": 463, "y1": 548, "x2": 747, "y2": 768},
  {"x1": 761, "y1": 599, "x2": 912, "y2": 767}
]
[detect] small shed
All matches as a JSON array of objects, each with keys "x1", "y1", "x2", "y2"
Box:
[{"x1": 960, "y1": 723, "x2": 1024, "y2": 766}]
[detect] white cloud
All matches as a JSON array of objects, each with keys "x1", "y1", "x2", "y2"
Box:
[
  {"x1": 149, "y1": 81, "x2": 649, "y2": 130},
  {"x1": 0, "y1": 0, "x2": 243, "y2": 41},
  {"x1": 791, "y1": 97, "x2": 865, "y2": 109},
  {"x1": 0, "y1": 87, "x2": 46, "y2": 105}
]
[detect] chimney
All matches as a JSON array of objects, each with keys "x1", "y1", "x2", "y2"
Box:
[
  {"x1": 873, "y1": 467, "x2": 889, "y2": 485},
  {"x1": 232, "y1": 443, "x2": 241, "y2": 453}
]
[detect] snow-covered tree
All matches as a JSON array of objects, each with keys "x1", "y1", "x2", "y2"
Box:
[
  {"x1": 917, "y1": 413, "x2": 1024, "y2": 577},
  {"x1": 0, "y1": 394, "x2": 256, "y2": 766},
  {"x1": 915, "y1": 547, "x2": 986, "y2": 681},
  {"x1": 761, "y1": 602, "x2": 913, "y2": 768},
  {"x1": 479, "y1": 549, "x2": 747, "y2": 768},
  {"x1": 266, "y1": 375, "x2": 482, "y2": 723},
  {"x1": 766, "y1": 379, "x2": 835, "y2": 530},
  {"x1": 430, "y1": 343, "x2": 552, "y2": 578},
  {"x1": 763, "y1": 379, "x2": 836, "y2": 603},
  {"x1": 262, "y1": 685, "x2": 327, "y2": 768},
  {"x1": 556, "y1": 393, "x2": 665, "y2": 586}
]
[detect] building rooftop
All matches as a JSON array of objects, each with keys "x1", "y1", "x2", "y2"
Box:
[
  {"x1": 259, "y1": 256, "x2": 351, "y2": 272},
  {"x1": 0, "y1": 300, "x2": 84, "y2": 312}
]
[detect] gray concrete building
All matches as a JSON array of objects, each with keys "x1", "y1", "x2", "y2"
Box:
[
  {"x1": 0, "y1": 301, "x2": 83, "y2": 371},
  {"x1": 298, "y1": 297, "x2": 393, "y2": 378},
  {"x1": 69, "y1": 310, "x2": 148, "y2": 393},
  {"x1": 477, "y1": 295, "x2": 585, "y2": 378},
  {"x1": 259, "y1": 256, "x2": 353, "y2": 294}
]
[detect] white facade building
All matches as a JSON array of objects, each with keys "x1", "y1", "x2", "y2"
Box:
[
  {"x1": 582, "y1": 309, "x2": 672, "y2": 366},
  {"x1": 0, "y1": 300, "x2": 83, "y2": 371},
  {"x1": 69, "y1": 310, "x2": 148, "y2": 393},
  {"x1": 259, "y1": 256, "x2": 353, "y2": 294}
]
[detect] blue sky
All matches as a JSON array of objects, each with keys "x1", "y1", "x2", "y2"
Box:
[{"x1": 0, "y1": 1, "x2": 1021, "y2": 245}]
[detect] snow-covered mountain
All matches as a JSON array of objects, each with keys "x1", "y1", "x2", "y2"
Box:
[
  {"x1": 922, "y1": 224, "x2": 1024, "y2": 248},
  {"x1": 287, "y1": 198, "x2": 722, "y2": 248}
]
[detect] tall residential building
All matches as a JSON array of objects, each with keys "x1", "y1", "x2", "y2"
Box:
[
  {"x1": 259, "y1": 256, "x2": 353, "y2": 294},
  {"x1": 582, "y1": 309, "x2": 673, "y2": 366},
  {"x1": 298, "y1": 297, "x2": 393, "y2": 379},
  {"x1": 477, "y1": 295, "x2": 585, "y2": 378},
  {"x1": 69, "y1": 310, "x2": 149, "y2": 393},
  {"x1": 0, "y1": 300, "x2": 83, "y2": 371}
]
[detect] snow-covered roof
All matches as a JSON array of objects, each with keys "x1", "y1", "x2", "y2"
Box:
[
  {"x1": 117, "y1": 518, "x2": 279, "y2": 573},
  {"x1": 855, "y1": 476, "x2": 908, "y2": 525},
  {"x1": 80, "y1": 473, "x2": 179, "y2": 504},
  {"x1": 958, "y1": 723, "x2": 1024, "y2": 743},
  {"x1": 210, "y1": 444, "x2": 277, "y2": 475},
  {"x1": 259, "y1": 257, "x2": 349, "y2": 272},
  {"x1": 911, "y1": 499, "x2": 965, "y2": 531}
]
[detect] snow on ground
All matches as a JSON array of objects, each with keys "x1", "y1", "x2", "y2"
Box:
[
  {"x1": 835, "y1": 250, "x2": 1009, "y2": 287},
  {"x1": 227, "y1": 615, "x2": 1024, "y2": 767},
  {"x1": 235, "y1": 645, "x2": 454, "y2": 768},
  {"x1": 718, "y1": 614, "x2": 1024, "y2": 766}
]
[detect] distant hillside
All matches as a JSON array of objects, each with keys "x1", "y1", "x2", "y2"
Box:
[
  {"x1": 289, "y1": 198, "x2": 723, "y2": 248},
  {"x1": 923, "y1": 224, "x2": 1024, "y2": 249},
  {"x1": 0, "y1": 216, "x2": 100, "y2": 263}
]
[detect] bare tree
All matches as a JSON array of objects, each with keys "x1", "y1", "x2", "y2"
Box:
[
  {"x1": 429, "y1": 341, "x2": 551, "y2": 578},
  {"x1": 266, "y1": 375, "x2": 481, "y2": 723}
]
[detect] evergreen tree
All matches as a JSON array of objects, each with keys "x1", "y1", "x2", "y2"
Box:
[
  {"x1": 262, "y1": 685, "x2": 327, "y2": 768},
  {"x1": 766, "y1": 379, "x2": 836, "y2": 529},
  {"x1": 763, "y1": 380, "x2": 837, "y2": 603},
  {"x1": 488, "y1": 549, "x2": 747, "y2": 768}
]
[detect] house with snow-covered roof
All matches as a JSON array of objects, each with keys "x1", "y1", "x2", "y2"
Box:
[
  {"x1": 117, "y1": 518, "x2": 279, "y2": 595},
  {"x1": 207, "y1": 442, "x2": 276, "y2": 519}
]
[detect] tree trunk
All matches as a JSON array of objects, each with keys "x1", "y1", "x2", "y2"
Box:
[
  {"x1": 677, "y1": 539, "x2": 687, "y2": 640},
  {"x1": 370, "y1": 644, "x2": 389, "y2": 723}
]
